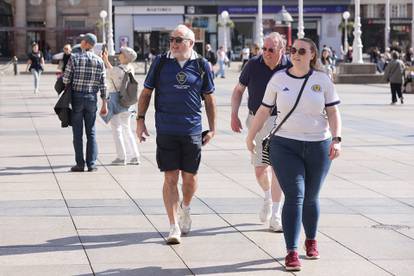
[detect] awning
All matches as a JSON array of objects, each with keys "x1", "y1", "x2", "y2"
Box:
[{"x1": 133, "y1": 15, "x2": 183, "y2": 32}]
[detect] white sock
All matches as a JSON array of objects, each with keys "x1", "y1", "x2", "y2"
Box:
[
  {"x1": 181, "y1": 202, "x2": 190, "y2": 210},
  {"x1": 272, "y1": 202, "x2": 282, "y2": 217},
  {"x1": 171, "y1": 223, "x2": 179, "y2": 229},
  {"x1": 264, "y1": 189, "x2": 271, "y2": 201}
]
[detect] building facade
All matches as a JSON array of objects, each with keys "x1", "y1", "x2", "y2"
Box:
[
  {"x1": 113, "y1": 0, "x2": 352, "y2": 60},
  {"x1": 0, "y1": 0, "x2": 108, "y2": 59}
]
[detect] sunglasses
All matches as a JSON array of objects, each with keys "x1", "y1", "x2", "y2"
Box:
[
  {"x1": 262, "y1": 47, "x2": 275, "y2": 53},
  {"x1": 290, "y1": 47, "x2": 309, "y2": 55},
  {"x1": 169, "y1": 37, "x2": 189, "y2": 44}
]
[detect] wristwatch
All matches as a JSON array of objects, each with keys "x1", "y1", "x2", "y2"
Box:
[
  {"x1": 136, "y1": 115, "x2": 145, "y2": 121},
  {"x1": 332, "y1": 136, "x2": 342, "y2": 142}
]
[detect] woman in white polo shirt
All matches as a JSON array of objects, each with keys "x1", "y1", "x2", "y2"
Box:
[{"x1": 246, "y1": 38, "x2": 342, "y2": 271}]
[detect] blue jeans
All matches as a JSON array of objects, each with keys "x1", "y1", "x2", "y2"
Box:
[
  {"x1": 71, "y1": 92, "x2": 98, "y2": 168},
  {"x1": 269, "y1": 136, "x2": 332, "y2": 250}
]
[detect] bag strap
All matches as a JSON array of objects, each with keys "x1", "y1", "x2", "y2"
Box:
[{"x1": 268, "y1": 72, "x2": 311, "y2": 137}]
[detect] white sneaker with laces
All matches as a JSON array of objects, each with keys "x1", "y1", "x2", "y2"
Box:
[
  {"x1": 179, "y1": 203, "x2": 192, "y2": 235},
  {"x1": 259, "y1": 199, "x2": 273, "y2": 223},
  {"x1": 166, "y1": 224, "x2": 181, "y2": 244},
  {"x1": 269, "y1": 216, "x2": 283, "y2": 232}
]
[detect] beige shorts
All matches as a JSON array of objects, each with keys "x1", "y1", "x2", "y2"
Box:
[{"x1": 246, "y1": 114, "x2": 276, "y2": 167}]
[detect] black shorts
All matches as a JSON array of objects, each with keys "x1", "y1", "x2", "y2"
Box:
[{"x1": 156, "y1": 134, "x2": 202, "y2": 174}]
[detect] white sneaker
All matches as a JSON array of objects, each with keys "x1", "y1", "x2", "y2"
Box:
[
  {"x1": 128, "y1": 157, "x2": 140, "y2": 165},
  {"x1": 166, "y1": 224, "x2": 181, "y2": 244},
  {"x1": 179, "y1": 203, "x2": 192, "y2": 235},
  {"x1": 269, "y1": 216, "x2": 283, "y2": 232},
  {"x1": 259, "y1": 199, "x2": 273, "y2": 223},
  {"x1": 111, "y1": 158, "x2": 126, "y2": 166}
]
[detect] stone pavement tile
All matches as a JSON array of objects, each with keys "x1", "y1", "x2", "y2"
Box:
[
  {"x1": 90, "y1": 263, "x2": 191, "y2": 276},
  {"x1": 73, "y1": 215, "x2": 152, "y2": 230},
  {"x1": 331, "y1": 198, "x2": 414, "y2": 214},
  {"x1": 69, "y1": 205, "x2": 141, "y2": 217},
  {"x1": 371, "y1": 260, "x2": 414, "y2": 276},
  {"x1": 0, "y1": 265, "x2": 93, "y2": 276},
  {"x1": 133, "y1": 198, "x2": 213, "y2": 215},
  {"x1": 147, "y1": 214, "x2": 285, "y2": 274},
  {"x1": 198, "y1": 197, "x2": 265, "y2": 214},
  {"x1": 0, "y1": 181, "x2": 58, "y2": 191},
  {"x1": 189, "y1": 260, "x2": 286, "y2": 275},
  {"x1": 298, "y1": 260, "x2": 391, "y2": 276},
  {"x1": 61, "y1": 189, "x2": 129, "y2": 200},
  {"x1": 78, "y1": 230, "x2": 187, "y2": 267},
  {"x1": 0, "y1": 246, "x2": 89, "y2": 265},
  {"x1": 0, "y1": 190, "x2": 62, "y2": 201},
  {"x1": 318, "y1": 214, "x2": 376, "y2": 228},
  {"x1": 58, "y1": 180, "x2": 121, "y2": 191},
  {"x1": 0, "y1": 217, "x2": 78, "y2": 247},
  {"x1": 366, "y1": 214, "x2": 414, "y2": 227},
  {"x1": 321, "y1": 227, "x2": 414, "y2": 260}
]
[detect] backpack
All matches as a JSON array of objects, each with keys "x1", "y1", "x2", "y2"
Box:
[{"x1": 117, "y1": 67, "x2": 139, "y2": 108}]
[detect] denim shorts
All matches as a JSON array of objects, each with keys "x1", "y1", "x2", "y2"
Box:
[{"x1": 156, "y1": 134, "x2": 202, "y2": 174}]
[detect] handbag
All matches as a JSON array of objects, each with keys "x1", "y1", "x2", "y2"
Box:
[
  {"x1": 54, "y1": 76, "x2": 65, "y2": 95},
  {"x1": 262, "y1": 74, "x2": 311, "y2": 165}
]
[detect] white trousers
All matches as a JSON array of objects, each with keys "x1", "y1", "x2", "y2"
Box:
[{"x1": 110, "y1": 112, "x2": 140, "y2": 160}]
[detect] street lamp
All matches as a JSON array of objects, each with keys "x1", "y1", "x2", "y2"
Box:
[
  {"x1": 107, "y1": 0, "x2": 115, "y2": 55},
  {"x1": 257, "y1": 0, "x2": 264, "y2": 48},
  {"x1": 342, "y1": 11, "x2": 350, "y2": 53},
  {"x1": 221, "y1": 10, "x2": 229, "y2": 51},
  {"x1": 276, "y1": 6, "x2": 293, "y2": 46},
  {"x1": 99, "y1": 10, "x2": 107, "y2": 44},
  {"x1": 352, "y1": 0, "x2": 364, "y2": 64},
  {"x1": 385, "y1": 0, "x2": 390, "y2": 50},
  {"x1": 298, "y1": 0, "x2": 305, "y2": 38}
]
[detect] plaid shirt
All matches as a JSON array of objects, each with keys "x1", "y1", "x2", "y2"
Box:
[{"x1": 63, "y1": 50, "x2": 106, "y2": 99}]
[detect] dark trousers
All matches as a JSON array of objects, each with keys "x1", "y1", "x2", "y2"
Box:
[
  {"x1": 390, "y1": 83, "x2": 403, "y2": 103},
  {"x1": 71, "y1": 92, "x2": 98, "y2": 168}
]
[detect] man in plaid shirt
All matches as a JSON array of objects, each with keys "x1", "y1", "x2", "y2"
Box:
[{"x1": 63, "y1": 33, "x2": 108, "y2": 172}]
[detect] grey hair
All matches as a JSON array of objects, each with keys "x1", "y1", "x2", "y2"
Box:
[
  {"x1": 264, "y1": 32, "x2": 287, "y2": 49},
  {"x1": 173, "y1": 24, "x2": 195, "y2": 42}
]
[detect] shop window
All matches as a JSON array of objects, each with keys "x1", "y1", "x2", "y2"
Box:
[{"x1": 65, "y1": 20, "x2": 85, "y2": 28}]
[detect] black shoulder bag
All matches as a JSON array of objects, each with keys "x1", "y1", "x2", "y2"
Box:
[{"x1": 262, "y1": 74, "x2": 311, "y2": 165}]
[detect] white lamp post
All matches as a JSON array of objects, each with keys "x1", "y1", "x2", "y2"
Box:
[
  {"x1": 352, "y1": 0, "x2": 364, "y2": 64},
  {"x1": 298, "y1": 0, "x2": 305, "y2": 38},
  {"x1": 257, "y1": 0, "x2": 264, "y2": 48},
  {"x1": 385, "y1": 0, "x2": 390, "y2": 50},
  {"x1": 221, "y1": 10, "x2": 229, "y2": 51},
  {"x1": 99, "y1": 10, "x2": 107, "y2": 44},
  {"x1": 342, "y1": 11, "x2": 350, "y2": 53},
  {"x1": 107, "y1": 0, "x2": 115, "y2": 55},
  {"x1": 411, "y1": 0, "x2": 414, "y2": 49}
]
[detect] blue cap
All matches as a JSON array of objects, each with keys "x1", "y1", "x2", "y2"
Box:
[{"x1": 80, "y1": 33, "x2": 97, "y2": 46}]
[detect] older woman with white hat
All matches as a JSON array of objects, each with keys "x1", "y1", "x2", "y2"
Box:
[{"x1": 102, "y1": 47, "x2": 141, "y2": 165}]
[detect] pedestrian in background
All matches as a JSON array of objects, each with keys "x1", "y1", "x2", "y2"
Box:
[
  {"x1": 320, "y1": 47, "x2": 335, "y2": 79},
  {"x1": 136, "y1": 25, "x2": 216, "y2": 245},
  {"x1": 241, "y1": 45, "x2": 250, "y2": 70},
  {"x1": 102, "y1": 46, "x2": 141, "y2": 166},
  {"x1": 63, "y1": 33, "x2": 108, "y2": 172},
  {"x1": 58, "y1": 44, "x2": 72, "y2": 75},
  {"x1": 26, "y1": 42, "x2": 44, "y2": 94},
  {"x1": 246, "y1": 38, "x2": 342, "y2": 271},
  {"x1": 205, "y1": 44, "x2": 217, "y2": 76},
  {"x1": 231, "y1": 32, "x2": 289, "y2": 232},
  {"x1": 216, "y1": 45, "x2": 227, "y2": 78},
  {"x1": 383, "y1": 51, "x2": 405, "y2": 104}
]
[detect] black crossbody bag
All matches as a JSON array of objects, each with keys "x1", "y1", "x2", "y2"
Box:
[{"x1": 262, "y1": 74, "x2": 310, "y2": 165}]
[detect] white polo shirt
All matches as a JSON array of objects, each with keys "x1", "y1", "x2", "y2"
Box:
[{"x1": 262, "y1": 69, "x2": 340, "y2": 142}]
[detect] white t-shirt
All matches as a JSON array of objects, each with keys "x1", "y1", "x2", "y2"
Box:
[
  {"x1": 262, "y1": 69, "x2": 340, "y2": 141},
  {"x1": 241, "y1": 47, "x2": 250, "y2": 60}
]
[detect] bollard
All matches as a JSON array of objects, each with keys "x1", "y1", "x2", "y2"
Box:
[
  {"x1": 144, "y1": 58, "x2": 148, "y2": 74},
  {"x1": 12, "y1": 56, "x2": 18, "y2": 75}
]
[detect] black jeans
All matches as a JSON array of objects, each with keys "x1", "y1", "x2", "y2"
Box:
[{"x1": 390, "y1": 83, "x2": 403, "y2": 103}]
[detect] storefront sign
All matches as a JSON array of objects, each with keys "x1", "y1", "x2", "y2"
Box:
[
  {"x1": 186, "y1": 6, "x2": 218, "y2": 14},
  {"x1": 116, "y1": 6, "x2": 185, "y2": 15},
  {"x1": 218, "y1": 5, "x2": 347, "y2": 14}
]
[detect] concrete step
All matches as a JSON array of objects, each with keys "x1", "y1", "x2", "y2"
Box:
[{"x1": 335, "y1": 74, "x2": 386, "y2": 84}]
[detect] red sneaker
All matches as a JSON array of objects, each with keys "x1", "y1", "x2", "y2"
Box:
[
  {"x1": 285, "y1": 251, "x2": 301, "y2": 271},
  {"x1": 305, "y1": 239, "x2": 320, "y2": 259}
]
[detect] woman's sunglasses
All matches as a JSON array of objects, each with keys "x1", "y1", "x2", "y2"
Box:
[
  {"x1": 169, "y1": 37, "x2": 189, "y2": 44},
  {"x1": 290, "y1": 47, "x2": 309, "y2": 55}
]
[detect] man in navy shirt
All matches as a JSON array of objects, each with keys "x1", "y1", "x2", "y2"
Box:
[
  {"x1": 136, "y1": 25, "x2": 216, "y2": 244},
  {"x1": 231, "y1": 32, "x2": 289, "y2": 232}
]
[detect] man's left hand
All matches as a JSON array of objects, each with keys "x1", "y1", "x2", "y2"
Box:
[{"x1": 202, "y1": 131, "x2": 215, "y2": 146}]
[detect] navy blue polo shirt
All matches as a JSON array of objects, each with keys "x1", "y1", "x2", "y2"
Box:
[
  {"x1": 239, "y1": 55, "x2": 290, "y2": 116},
  {"x1": 144, "y1": 52, "x2": 215, "y2": 136}
]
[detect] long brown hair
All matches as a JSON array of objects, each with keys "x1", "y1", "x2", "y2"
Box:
[{"x1": 295, "y1": 38, "x2": 322, "y2": 71}]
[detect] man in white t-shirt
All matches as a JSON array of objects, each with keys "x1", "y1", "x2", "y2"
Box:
[{"x1": 241, "y1": 45, "x2": 250, "y2": 70}]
